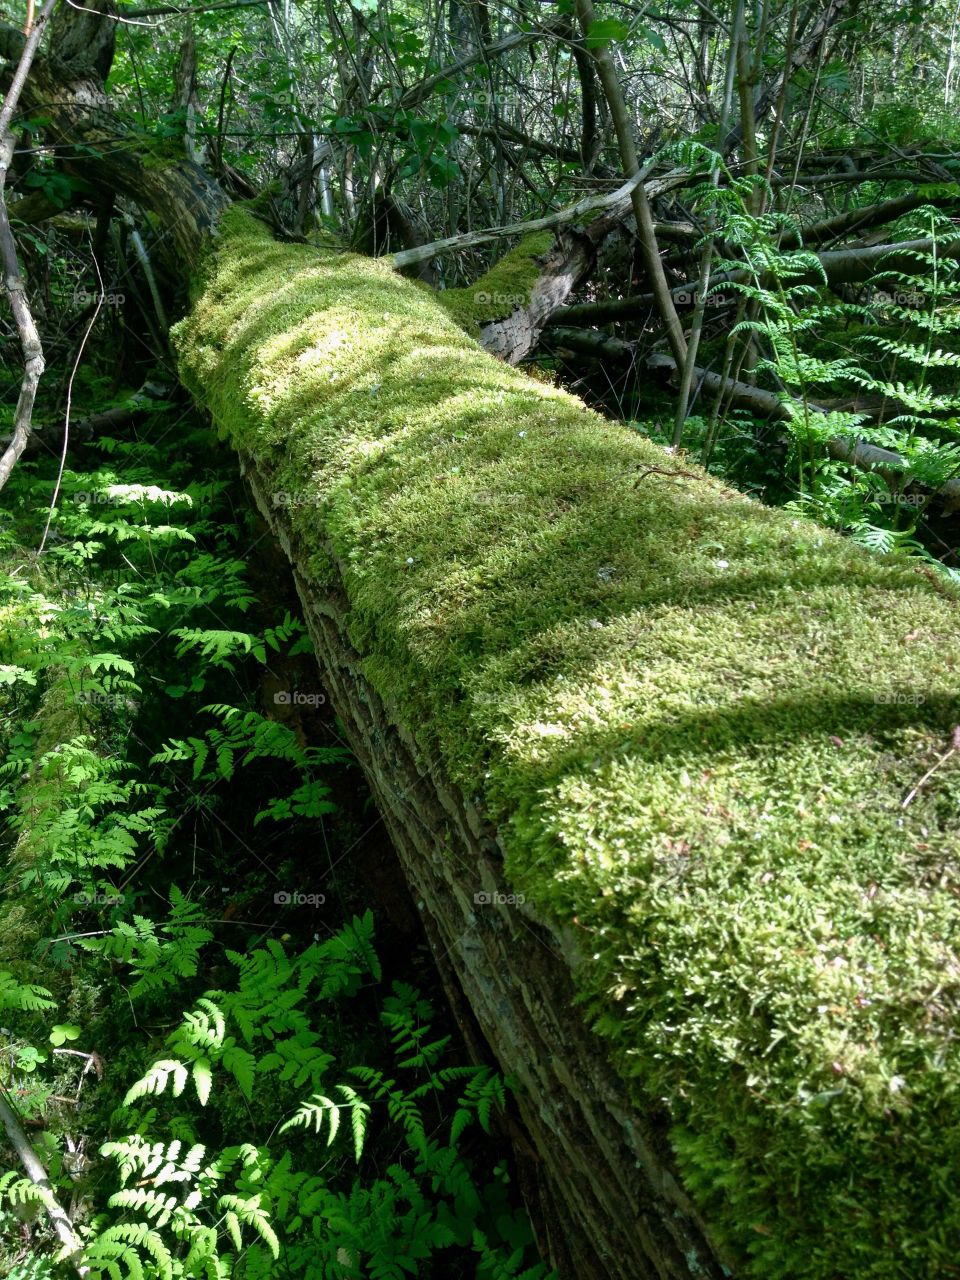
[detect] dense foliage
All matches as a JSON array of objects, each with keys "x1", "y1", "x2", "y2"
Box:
[
  {"x1": 0, "y1": 408, "x2": 554, "y2": 1278},
  {"x1": 2, "y1": 0, "x2": 960, "y2": 1276}
]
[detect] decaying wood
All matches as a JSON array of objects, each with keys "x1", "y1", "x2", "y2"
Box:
[
  {"x1": 551, "y1": 235, "x2": 960, "y2": 326},
  {"x1": 0, "y1": 18, "x2": 731, "y2": 1277},
  {"x1": 0, "y1": 21, "x2": 231, "y2": 267},
  {"x1": 479, "y1": 229, "x2": 596, "y2": 364}
]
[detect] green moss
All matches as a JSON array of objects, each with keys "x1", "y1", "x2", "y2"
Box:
[
  {"x1": 137, "y1": 134, "x2": 184, "y2": 169},
  {"x1": 175, "y1": 208, "x2": 960, "y2": 1279},
  {"x1": 435, "y1": 232, "x2": 555, "y2": 335},
  {"x1": 242, "y1": 180, "x2": 284, "y2": 213}
]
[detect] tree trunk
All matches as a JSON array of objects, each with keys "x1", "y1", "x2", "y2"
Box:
[
  {"x1": 172, "y1": 210, "x2": 960, "y2": 1280},
  {"x1": 0, "y1": 23, "x2": 228, "y2": 267},
  {"x1": 8, "y1": 24, "x2": 960, "y2": 1280}
]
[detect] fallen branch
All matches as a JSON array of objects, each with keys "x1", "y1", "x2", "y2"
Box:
[
  {"x1": 544, "y1": 325, "x2": 642, "y2": 361},
  {"x1": 549, "y1": 234, "x2": 960, "y2": 326},
  {"x1": 787, "y1": 192, "x2": 960, "y2": 248},
  {"x1": 0, "y1": 1089, "x2": 89, "y2": 1274},
  {"x1": 3, "y1": 380, "x2": 173, "y2": 457},
  {"x1": 391, "y1": 168, "x2": 686, "y2": 269},
  {"x1": 645, "y1": 352, "x2": 960, "y2": 509}
]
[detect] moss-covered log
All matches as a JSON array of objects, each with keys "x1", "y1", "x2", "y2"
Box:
[
  {"x1": 174, "y1": 210, "x2": 960, "y2": 1280},
  {"x1": 440, "y1": 229, "x2": 596, "y2": 364}
]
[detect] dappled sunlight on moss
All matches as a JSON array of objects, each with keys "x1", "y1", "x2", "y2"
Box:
[
  {"x1": 435, "y1": 232, "x2": 555, "y2": 335},
  {"x1": 175, "y1": 209, "x2": 960, "y2": 1278}
]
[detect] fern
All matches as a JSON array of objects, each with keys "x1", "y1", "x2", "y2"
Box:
[
  {"x1": 0, "y1": 970, "x2": 56, "y2": 1012},
  {"x1": 78, "y1": 889, "x2": 212, "y2": 999},
  {"x1": 151, "y1": 704, "x2": 346, "y2": 818}
]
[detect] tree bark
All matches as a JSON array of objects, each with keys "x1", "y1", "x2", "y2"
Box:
[
  {"x1": 0, "y1": 24, "x2": 229, "y2": 268},
  {"x1": 476, "y1": 229, "x2": 596, "y2": 363},
  {"x1": 0, "y1": 0, "x2": 57, "y2": 492},
  {"x1": 174, "y1": 211, "x2": 960, "y2": 1280},
  {"x1": 0, "y1": 1091, "x2": 89, "y2": 1275}
]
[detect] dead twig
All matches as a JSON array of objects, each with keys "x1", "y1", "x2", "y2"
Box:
[
  {"x1": 0, "y1": 1087, "x2": 89, "y2": 1274},
  {"x1": 902, "y1": 726, "x2": 960, "y2": 809}
]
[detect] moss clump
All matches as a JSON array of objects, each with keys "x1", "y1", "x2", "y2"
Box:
[
  {"x1": 435, "y1": 232, "x2": 554, "y2": 335},
  {"x1": 175, "y1": 209, "x2": 960, "y2": 1279}
]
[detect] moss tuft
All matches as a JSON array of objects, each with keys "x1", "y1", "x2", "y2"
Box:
[
  {"x1": 435, "y1": 232, "x2": 555, "y2": 334},
  {"x1": 175, "y1": 209, "x2": 960, "y2": 1279}
]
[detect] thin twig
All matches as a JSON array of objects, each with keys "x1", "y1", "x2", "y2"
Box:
[
  {"x1": 902, "y1": 727, "x2": 960, "y2": 809},
  {"x1": 37, "y1": 243, "x2": 104, "y2": 556},
  {"x1": 0, "y1": 1087, "x2": 89, "y2": 1274}
]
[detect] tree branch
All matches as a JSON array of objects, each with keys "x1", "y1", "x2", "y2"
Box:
[
  {"x1": 0, "y1": 1090, "x2": 89, "y2": 1274},
  {"x1": 391, "y1": 168, "x2": 686, "y2": 269},
  {"x1": 575, "y1": 0, "x2": 687, "y2": 366},
  {"x1": 645, "y1": 353, "x2": 960, "y2": 508},
  {"x1": 0, "y1": 0, "x2": 57, "y2": 494},
  {"x1": 549, "y1": 235, "x2": 960, "y2": 326}
]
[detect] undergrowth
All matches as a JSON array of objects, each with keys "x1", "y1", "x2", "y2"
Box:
[{"x1": 0, "y1": 397, "x2": 554, "y2": 1280}]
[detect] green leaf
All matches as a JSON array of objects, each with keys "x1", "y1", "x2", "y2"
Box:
[
  {"x1": 192, "y1": 1057, "x2": 213, "y2": 1105},
  {"x1": 584, "y1": 18, "x2": 629, "y2": 47},
  {"x1": 49, "y1": 1023, "x2": 82, "y2": 1047}
]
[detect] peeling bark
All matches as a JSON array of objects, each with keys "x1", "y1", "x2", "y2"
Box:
[{"x1": 478, "y1": 229, "x2": 595, "y2": 363}]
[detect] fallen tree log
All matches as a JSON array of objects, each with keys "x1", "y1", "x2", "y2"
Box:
[
  {"x1": 9, "y1": 17, "x2": 960, "y2": 1277},
  {"x1": 173, "y1": 208, "x2": 960, "y2": 1280}
]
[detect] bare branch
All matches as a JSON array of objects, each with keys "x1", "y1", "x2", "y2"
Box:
[
  {"x1": 645, "y1": 353, "x2": 960, "y2": 509},
  {"x1": 0, "y1": 0, "x2": 57, "y2": 494},
  {"x1": 0, "y1": 1089, "x2": 89, "y2": 1275},
  {"x1": 391, "y1": 168, "x2": 686, "y2": 269}
]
